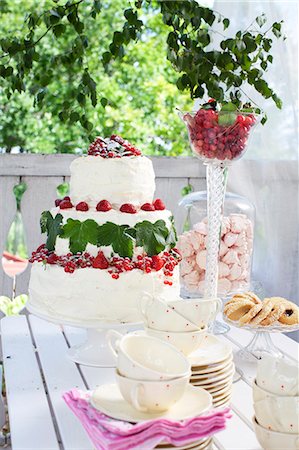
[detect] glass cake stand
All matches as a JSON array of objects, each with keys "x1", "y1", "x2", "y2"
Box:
[
  {"x1": 27, "y1": 302, "x2": 142, "y2": 367},
  {"x1": 223, "y1": 316, "x2": 299, "y2": 360}
]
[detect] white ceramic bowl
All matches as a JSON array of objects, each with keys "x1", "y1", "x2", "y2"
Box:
[
  {"x1": 139, "y1": 294, "x2": 200, "y2": 332},
  {"x1": 254, "y1": 397, "x2": 299, "y2": 434},
  {"x1": 168, "y1": 298, "x2": 222, "y2": 328},
  {"x1": 256, "y1": 355, "x2": 299, "y2": 396},
  {"x1": 107, "y1": 330, "x2": 191, "y2": 380},
  {"x1": 253, "y1": 416, "x2": 299, "y2": 450},
  {"x1": 116, "y1": 370, "x2": 190, "y2": 412},
  {"x1": 145, "y1": 326, "x2": 207, "y2": 356},
  {"x1": 253, "y1": 380, "x2": 299, "y2": 434}
]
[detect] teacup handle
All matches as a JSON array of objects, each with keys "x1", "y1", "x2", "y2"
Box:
[
  {"x1": 214, "y1": 298, "x2": 222, "y2": 316},
  {"x1": 139, "y1": 292, "x2": 154, "y2": 322},
  {"x1": 208, "y1": 298, "x2": 222, "y2": 324},
  {"x1": 106, "y1": 329, "x2": 123, "y2": 359},
  {"x1": 131, "y1": 383, "x2": 148, "y2": 412}
]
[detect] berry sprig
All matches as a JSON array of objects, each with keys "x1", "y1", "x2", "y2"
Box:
[
  {"x1": 88, "y1": 135, "x2": 141, "y2": 158},
  {"x1": 29, "y1": 245, "x2": 181, "y2": 283}
]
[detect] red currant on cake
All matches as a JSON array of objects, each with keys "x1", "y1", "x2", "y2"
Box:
[
  {"x1": 55, "y1": 199, "x2": 62, "y2": 207},
  {"x1": 141, "y1": 203, "x2": 155, "y2": 211},
  {"x1": 153, "y1": 199, "x2": 165, "y2": 210},
  {"x1": 76, "y1": 202, "x2": 89, "y2": 211},
  {"x1": 92, "y1": 251, "x2": 109, "y2": 269},
  {"x1": 96, "y1": 200, "x2": 112, "y2": 212},
  {"x1": 120, "y1": 203, "x2": 137, "y2": 214},
  {"x1": 59, "y1": 199, "x2": 73, "y2": 209},
  {"x1": 47, "y1": 253, "x2": 58, "y2": 264}
]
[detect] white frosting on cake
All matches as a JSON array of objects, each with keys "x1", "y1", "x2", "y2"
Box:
[
  {"x1": 52, "y1": 207, "x2": 173, "y2": 256},
  {"x1": 70, "y1": 155, "x2": 155, "y2": 207},
  {"x1": 28, "y1": 264, "x2": 180, "y2": 323}
]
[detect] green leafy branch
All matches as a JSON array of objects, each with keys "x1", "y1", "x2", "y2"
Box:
[
  {"x1": 0, "y1": 0, "x2": 284, "y2": 132},
  {"x1": 40, "y1": 212, "x2": 177, "y2": 257}
]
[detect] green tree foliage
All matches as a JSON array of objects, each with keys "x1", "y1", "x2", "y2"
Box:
[{"x1": 0, "y1": 0, "x2": 284, "y2": 154}]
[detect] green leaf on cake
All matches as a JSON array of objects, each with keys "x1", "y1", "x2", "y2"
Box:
[
  {"x1": 60, "y1": 218, "x2": 99, "y2": 253},
  {"x1": 40, "y1": 210, "x2": 50, "y2": 233},
  {"x1": 135, "y1": 220, "x2": 169, "y2": 256},
  {"x1": 167, "y1": 216, "x2": 177, "y2": 249},
  {"x1": 40, "y1": 211, "x2": 63, "y2": 251},
  {"x1": 97, "y1": 222, "x2": 134, "y2": 258}
]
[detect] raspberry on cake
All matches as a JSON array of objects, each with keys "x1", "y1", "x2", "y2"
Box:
[{"x1": 28, "y1": 135, "x2": 180, "y2": 324}]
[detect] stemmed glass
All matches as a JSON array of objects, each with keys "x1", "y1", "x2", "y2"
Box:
[
  {"x1": 180, "y1": 103, "x2": 259, "y2": 334},
  {"x1": 1, "y1": 182, "x2": 28, "y2": 316}
]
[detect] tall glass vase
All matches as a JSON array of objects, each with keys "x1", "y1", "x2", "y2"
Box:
[{"x1": 180, "y1": 105, "x2": 259, "y2": 334}]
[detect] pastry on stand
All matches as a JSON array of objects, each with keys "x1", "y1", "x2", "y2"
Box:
[{"x1": 223, "y1": 292, "x2": 299, "y2": 360}]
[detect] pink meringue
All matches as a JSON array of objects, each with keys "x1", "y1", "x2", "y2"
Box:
[
  {"x1": 196, "y1": 250, "x2": 207, "y2": 270},
  {"x1": 230, "y1": 214, "x2": 247, "y2": 233},
  {"x1": 219, "y1": 241, "x2": 228, "y2": 257},
  {"x1": 224, "y1": 232, "x2": 239, "y2": 248},
  {"x1": 179, "y1": 214, "x2": 254, "y2": 296},
  {"x1": 180, "y1": 257, "x2": 196, "y2": 276},
  {"x1": 228, "y1": 263, "x2": 242, "y2": 281},
  {"x1": 222, "y1": 250, "x2": 240, "y2": 265},
  {"x1": 193, "y1": 222, "x2": 207, "y2": 235},
  {"x1": 177, "y1": 235, "x2": 194, "y2": 258},
  {"x1": 183, "y1": 270, "x2": 201, "y2": 285},
  {"x1": 218, "y1": 261, "x2": 230, "y2": 277},
  {"x1": 218, "y1": 278, "x2": 232, "y2": 294}
]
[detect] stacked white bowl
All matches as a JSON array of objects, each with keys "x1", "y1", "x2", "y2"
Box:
[
  {"x1": 252, "y1": 355, "x2": 299, "y2": 450},
  {"x1": 140, "y1": 294, "x2": 221, "y2": 356}
]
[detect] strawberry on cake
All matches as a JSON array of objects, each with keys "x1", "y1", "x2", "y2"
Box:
[{"x1": 28, "y1": 135, "x2": 181, "y2": 324}]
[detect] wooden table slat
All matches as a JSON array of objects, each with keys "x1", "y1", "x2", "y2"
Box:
[
  {"x1": 29, "y1": 316, "x2": 93, "y2": 450},
  {"x1": 213, "y1": 411, "x2": 261, "y2": 450},
  {"x1": 62, "y1": 326, "x2": 115, "y2": 389},
  {"x1": 2, "y1": 315, "x2": 297, "y2": 450},
  {"x1": 1, "y1": 316, "x2": 60, "y2": 450}
]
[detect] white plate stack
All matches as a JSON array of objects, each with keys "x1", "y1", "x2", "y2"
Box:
[
  {"x1": 188, "y1": 335, "x2": 234, "y2": 408},
  {"x1": 253, "y1": 356, "x2": 299, "y2": 450},
  {"x1": 155, "y1": 436, "x2": 212, "y2": 449}
]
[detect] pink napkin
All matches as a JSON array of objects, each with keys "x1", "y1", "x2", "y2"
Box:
[{"x1": 63, "y1": 389, "x2": 231, "y2": 450}]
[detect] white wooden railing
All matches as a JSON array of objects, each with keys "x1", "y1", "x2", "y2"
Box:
[{"x1": 0, "y1": 155, "x2": 298, "y2": 311}]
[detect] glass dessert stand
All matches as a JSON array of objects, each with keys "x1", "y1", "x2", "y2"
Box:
[
  {"x1": 27, "y1": 303, "x2": 141, "y2": 367},
  {"x1": 180, "y1": 105, "x2": 260, "y2": 336},
  {"x1": 224, "y1": 316, "x2": 299, "y2": 361}
]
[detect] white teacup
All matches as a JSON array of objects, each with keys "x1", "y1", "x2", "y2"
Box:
[
  {"x1": 168, "y1": 298, "x2": 222, "y2": 328},
  {"x1": 139, "y1": 294, "x2": 200, "y2": 332},
  {"x1": 253, "y1": 416, "x2": 299, "y2": 450},
  {"x1": 144, "y1": 326, "x2": 207, "y2": 356},
  {"x1": 116, "y1": 370, "x2": 189, "y2": 412},
  {"x1": 107, "y1": 330, "x2": 191, "y2": 380},
  {"x1": 256, "y1": 356, "x2": 299, "y2": 396},
  {"x1": 254, "y1": 396, "x2": 299, "y2": 434}
]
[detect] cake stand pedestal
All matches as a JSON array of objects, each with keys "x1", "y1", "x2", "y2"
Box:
[
  {"x1": 224, "y1": 316, "x2": 299, "y2": 361},
  {"x1": 27, "y1": 303, "x2": 141, "y2": 367}
]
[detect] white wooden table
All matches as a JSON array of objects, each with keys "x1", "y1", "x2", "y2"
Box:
[{"x1": 1, "y1": 314, "x2": 298, "y2": 450}]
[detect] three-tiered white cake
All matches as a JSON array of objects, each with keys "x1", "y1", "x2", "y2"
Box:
[{"x1": 28, "y1": 136, "x2": 180, "y2": 324}]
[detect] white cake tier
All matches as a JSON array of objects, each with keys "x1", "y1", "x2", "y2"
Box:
[
  {"x1": 70, "y1": 155, "x2": 155, "y2": 207},
  {"x1": 52, "y1": 207, "x2": 173, "y2": 256},
  {"x1": 28, "y1": 263, "x2": 180, "y2": 324}
]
